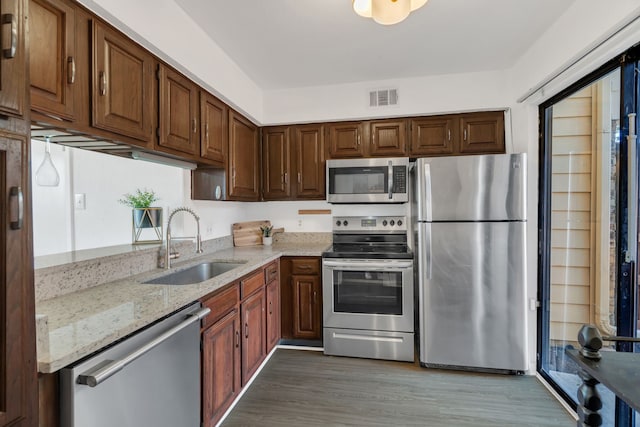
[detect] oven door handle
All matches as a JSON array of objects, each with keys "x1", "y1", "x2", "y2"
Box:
[
  {"x1": 388, "y1": 160, "x2": 393, "y2": 200},
  {"x1": 323, "y1": 259, "x2": 413, "y2": 270}
]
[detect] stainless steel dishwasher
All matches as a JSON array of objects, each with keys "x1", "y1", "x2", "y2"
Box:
[{"x1": 60, "y1": 302, "x2": 210, "y2": 427}]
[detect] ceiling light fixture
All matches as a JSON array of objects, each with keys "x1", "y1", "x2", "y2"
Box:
[{"x1": 353, "y1": 0, "x2": 428, "y2": 25}]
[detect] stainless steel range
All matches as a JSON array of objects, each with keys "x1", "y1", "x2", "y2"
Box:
[{"x1": 322, "y1": 216, "x2": 414, "y2": 362}]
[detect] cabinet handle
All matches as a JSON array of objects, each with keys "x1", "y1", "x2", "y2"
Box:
[
  {"x1": 235, "y1": 330, "x2": 240, "y2": 348},
  {"x1": 297, "y1": 172, "x2": 301, "y2": 184},
  {"x1": 232, "y1": 167, "x2": 236, "y2": 183},
  {"x1": 299, "y1": 264, "x2": 311, "y2": 270},
  {"x1": 205, "y1": 122, "x2": 209, "y2": 141},
  {"x1": 269, "y1": 301, "x2": 272, "y2": 315},
  {"x1": 447, "y1": 129, "x2": 451, "y2": 141},
  {"x1": 463, "y1": 129, "x2": 467, "y2": 141},
  {"x1": 2, "y1": 14, "x2": 17, "y2": 59},
  {"x1": 245, "y1": 322, "x2": 249, "y2": 338},
  {"x1": 99, "y1": 71, "x2": 107, "y2": 96},
  {"x1": 313, "y1": 291, "x2": 317, "y2": 306},
  {"x1": 372, "y1": 133, "x2": 375, "y2": 145},
  {"x1": 192, "y1": 118, "x2": 197, "y2": 134},
  {"x1": 67, "y1": 56, "x2": 76, "y2": 84},
  {"x1": 357, "y1": 134, "x2": 361, "y2": 146},
  {"x1": 9, "y1": 186, "x2": 23, "y2": 230}
]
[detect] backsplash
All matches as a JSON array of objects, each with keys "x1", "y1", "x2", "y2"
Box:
[{"x1": 34, "y1": 235, "x2": 233, "y2": 301}]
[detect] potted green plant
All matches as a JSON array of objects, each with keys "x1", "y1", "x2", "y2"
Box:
[
  {"x1": 260, "y1": 224, "x2": 273, "y2": 246},
  {"x1": 119, "y1": 189, "x2": 163, "y2": 243}
]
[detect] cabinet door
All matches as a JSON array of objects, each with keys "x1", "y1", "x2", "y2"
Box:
[
  {"x1": 241, "y1": 289, "x2": 265, "y2": 385},
  {"x1": 0, "y1": 133, "x2": 37, "y2": 426},
  {"x1": 327, "y1": 122, "x2": 365, "y2": 158},
  {"x1": 0, "y1": 0, "x2": 25, "y2": 117},
  {"x1": 92, "y1": 21, "x2": 154, "y2": 142},
  {"x1": 369, "y1": 119, "x2": 407, "y2": 157},
  {"x1": 292, "y1": 275, "x2": 322, "y2": 340},
  {"x1": 200, "y1": 91, "x2": 227, "y2": 165},
  {"x1": 294, "y1": 124, "x2": 325, "y2": 199},
  {"x1": 29, "y1": 0, "x2": 75, "y2": 120},
  {"x1": 228, "y1": 110, "x2": 259, "y2": 201},
  {"x1": 262, "y1": 126, "x2": 291, "y2": 200},
  {"x1": 459, "y1": 111, "x2": 505, "y2": 154},
  {"x1": 202, "y1": 310, "x2": 241, "y2": 427},
  {"x1": 265, "y1": 279, "x2": 280, "y2": 353},
  {"x1": 409, "y1": 116, "x2": 455, "y2": 156},
  {"x1": 158, "y1": 65, "x2": 199, "y2": 156}
]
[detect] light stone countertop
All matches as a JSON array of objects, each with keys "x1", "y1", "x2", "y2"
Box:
[{"x1": 35, "y1": 242, "x2": 330, "y2": 373}]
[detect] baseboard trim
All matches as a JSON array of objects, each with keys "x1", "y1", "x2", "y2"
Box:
[{"x1": 535, "y1": 372, "x2": 579, "y2": 421}]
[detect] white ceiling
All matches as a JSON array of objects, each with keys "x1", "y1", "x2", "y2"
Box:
[{"x1": 174, "y1": 0, "x2": 576, "y2": 90}]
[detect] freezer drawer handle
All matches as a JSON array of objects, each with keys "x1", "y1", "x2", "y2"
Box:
[{"x1": 77, "y1": 307, "x2": 210, "y2": 387}]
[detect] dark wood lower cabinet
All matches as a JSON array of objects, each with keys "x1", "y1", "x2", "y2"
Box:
[
  {"x1": 266, "y1": 279, "x2": 280, "y2": 353},
  {"x1": 241, "y1": 289, "x2": 266, "y2": 385},
  {"x1": 280, "y1": 257, "x2": 323, "y2": 341},
  {"x1": 292, "y1": 275, "x2": 322, "y2": 340},
  {"x1": 202, "y1": 309, "x2": 241, "y2": 427}
]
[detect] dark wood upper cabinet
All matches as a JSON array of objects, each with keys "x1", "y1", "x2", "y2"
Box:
[
  {"x1": 200, "y1": 91, "x2": 227, "y2": 165},
  {"x1": 29, "y1": 0, "x2": 76, "y2": 121},
  {"x1": 228, "y1": 110, "x2": 260, "y2": 201},
  {"x1": 409, "y1": 116, "x2": 456, "y2": 156},
  {"x1": 327, "y1": 121, "x2": 365, "y2": 158},
  {"x1": 458, "y1": 111, "x2": 505, "y2": 154},
  {"x1": 294, "y1": 124, "x2": 325, "y2": 199},
  {"x1": 0, "y1": 131, "x2": 37, "y2": 426},
  {"x1": 0, "y1": 0, "x2": 26, "y2": 118},
  {"x1": 262, "y1": 126, "x2": 291, "y2": 200},
  {"x1": 157, "y1": 64, "x2": 199, "y2": 157},
  {"x1": 92, "y1": 21, "x2": 154, "y2": 144},
  {"x1": 368, "y1": 119, "x2": 407, "y2": 157}
]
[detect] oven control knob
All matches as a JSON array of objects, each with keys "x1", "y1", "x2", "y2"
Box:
[
  {"x1": 397, "y1": 219, "x2": 403, "y2": 226},
  {"x1": 390, "y1": 220, "x2": 395, "y2": 226},
  {"x1": 343, "y1": 220, "x2": 349, "y2": 226},
  {"x1": 336, "y1": 220, "x2": 341, "y2": 226},
  {"x1": 382, "y1": 220, "x2": 388, "y2": 226}
]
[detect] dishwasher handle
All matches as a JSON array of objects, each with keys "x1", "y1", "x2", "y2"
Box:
[{"x1": 77, "y1": 307, "x2": 210, "y2": 387}]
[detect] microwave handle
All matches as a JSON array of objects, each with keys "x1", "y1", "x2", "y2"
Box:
[{"x1": 388, "y1": 160, "x2": 393, "y2": 199}]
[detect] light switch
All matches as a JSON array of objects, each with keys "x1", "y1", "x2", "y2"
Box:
[{"x1": 75, "y1": 193, "x2": 86, "y2": 210}]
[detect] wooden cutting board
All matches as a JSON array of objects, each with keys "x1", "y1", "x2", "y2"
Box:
[{"x1": 232, "y1": 220, "x2": 270, "y2": 247}]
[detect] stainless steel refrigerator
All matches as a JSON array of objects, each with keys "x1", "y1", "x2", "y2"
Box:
[{"x1": 414, "y1": 153, "x2": 527, "y2": 373}]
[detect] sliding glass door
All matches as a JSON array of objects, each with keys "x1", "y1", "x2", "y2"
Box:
[{"x1": 538, "y1": 46, "x2": 639, "y2": 427}]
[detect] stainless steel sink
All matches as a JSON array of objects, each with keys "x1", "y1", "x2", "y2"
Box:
[{"x1": 144, "y1": 261, "x2": 245, "y2": 285}]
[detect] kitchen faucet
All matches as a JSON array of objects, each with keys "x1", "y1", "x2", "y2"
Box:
[{"x1": 165, "y1": 207, "x2": 203, "y2": 269}]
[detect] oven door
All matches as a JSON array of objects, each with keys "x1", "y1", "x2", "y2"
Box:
[{"x1": 322, "y1": 259, "x2": 413, "y2": 333}]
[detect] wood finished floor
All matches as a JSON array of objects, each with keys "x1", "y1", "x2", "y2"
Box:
[{"x1": 221, "y1": 349, "x2": 574, "y2": 427}]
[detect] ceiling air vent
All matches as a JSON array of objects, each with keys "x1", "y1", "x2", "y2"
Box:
[{"x1": 369, "y1": 89, "x2": 398, "y2": 107}]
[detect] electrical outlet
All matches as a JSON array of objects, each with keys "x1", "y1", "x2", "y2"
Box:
[
  {"x1": 298, "y1": 219, "x2": 303, "y2": 228},
  {"x1": 74, "y1": 193, "x2": 86, "y2": 210},
  {"x1": 206, "y1": 226, "x2": 213, "y2": 234}
]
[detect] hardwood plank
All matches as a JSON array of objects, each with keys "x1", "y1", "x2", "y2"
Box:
[{"x1": 221, "y1": 350, "x2": 574, "y2": 427}]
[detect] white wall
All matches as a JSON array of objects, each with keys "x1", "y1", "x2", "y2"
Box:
[
  {"x1": 264, "y1": 70, "x2": 510, "y2": 125},
  {"x1": 31, "y1": 141, "x2": 185, "y2": 256}
]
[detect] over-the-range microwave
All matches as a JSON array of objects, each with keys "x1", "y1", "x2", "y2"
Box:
[{"x1": 326, "y1": 157, "x2": 409, "y2": 204}]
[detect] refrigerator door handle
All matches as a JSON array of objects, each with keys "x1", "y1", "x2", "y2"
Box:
[
  {"x1": 423, "y1": 163, "x2": 432, "y2": 221},
  {"x1": 420, "y1": 223, "x2": 432, "y2": 279},
  {"x1": 388, "y1": 160, "x2": 393, "y2": 199}
]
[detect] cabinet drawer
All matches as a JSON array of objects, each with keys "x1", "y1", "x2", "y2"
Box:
[
  {"x1": 265, "y1": 261, "x2": 279, "y2": 284},
  {"x1": 201, "y1": 284, "x2": 239, "y2": 329},
  {"x1": 241, "y1": 270, "x2": 265, "y2": 299},
  {"x1": 291, "y1": 258, "x2": 320, "y2": 275}
]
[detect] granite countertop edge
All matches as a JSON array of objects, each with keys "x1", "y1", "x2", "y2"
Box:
[{"x1": 35, "y1": 242, "x2": 330, "y2": 373}]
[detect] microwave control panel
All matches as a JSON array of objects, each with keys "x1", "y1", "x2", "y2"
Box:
[{"x1": 393, "y1": 166, "x2": 407, "y2": 192}]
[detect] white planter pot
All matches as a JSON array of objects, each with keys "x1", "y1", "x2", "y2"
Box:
[{"x1": 262, "y1": 236, "x2": 273, "y2": 246}]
